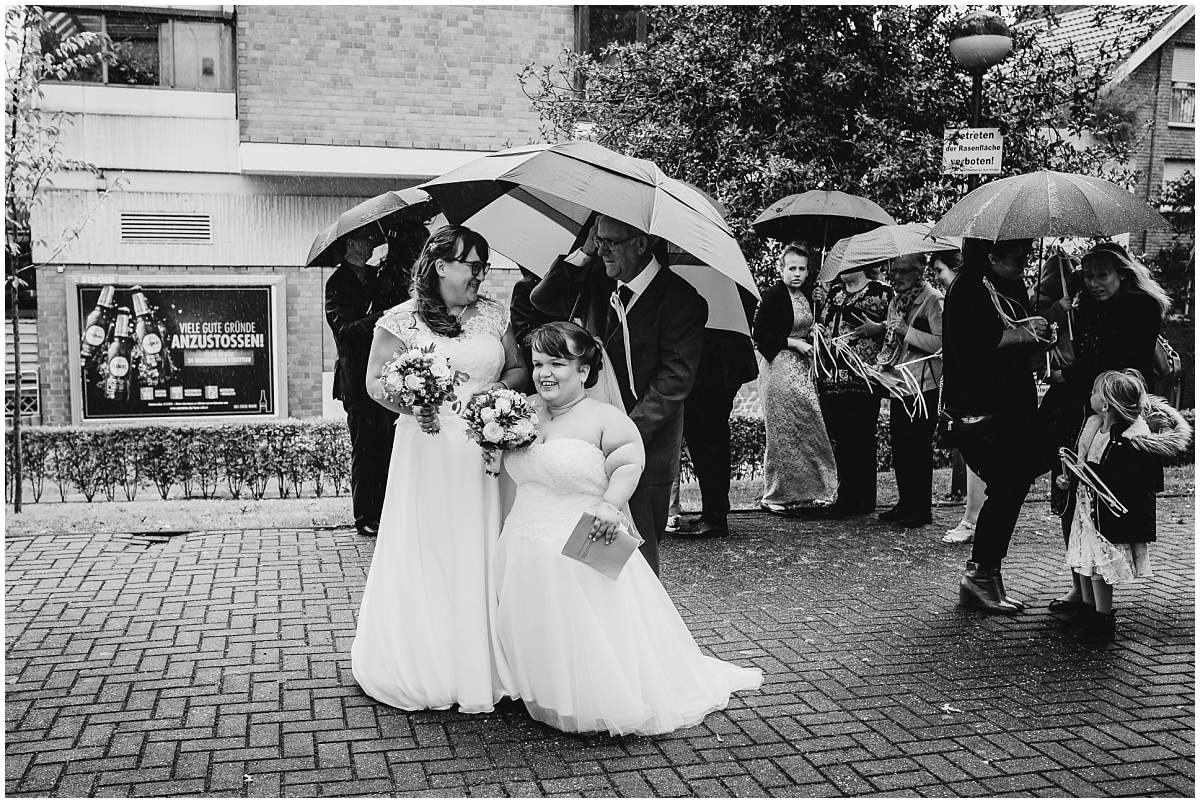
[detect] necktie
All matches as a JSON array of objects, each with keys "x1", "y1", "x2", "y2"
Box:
[{"x1": 609, "y1": 287, "x2": 638, "y2": 401}]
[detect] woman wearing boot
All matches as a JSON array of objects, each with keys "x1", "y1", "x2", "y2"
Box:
[{"x1": 941, "y1": 238, "x2": 1054, "y2": 614}]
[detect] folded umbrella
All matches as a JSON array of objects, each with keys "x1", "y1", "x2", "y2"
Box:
[
  {"x1": 817, "y1": 223, "x2": 961, "y2": 284},
  {"x1": 420, "y1": 141, "x2": 758, "y2": 333},
  {"x1": 929, "y1": 170, "x2": 1170, "y2": 242},
  {"x1": 306, "y1": 187, "x2": 436, "y2": 267},
  {"x1": 752, "y1": 190, "x2": 896, "y2": 248}
]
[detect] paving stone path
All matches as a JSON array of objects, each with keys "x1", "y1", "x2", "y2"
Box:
[{"x1": 6, "y1": 498, "x2": 1194, "y2": 797}]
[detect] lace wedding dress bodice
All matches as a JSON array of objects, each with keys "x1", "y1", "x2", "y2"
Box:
[
  {"x1": 503, "y1": 439, "x2": 608, "y2": 542},
  {"x1": 377, "y1": 298, "x2": 508, "y2": 405}
]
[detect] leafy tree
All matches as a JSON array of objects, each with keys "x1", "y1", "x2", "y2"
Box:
[
  {"x1": 5, "y1": 5, "x2": 112, "y2": 511},
  {"x1": 520, "y1": 5, "x2": 1159, "y2": 284}
]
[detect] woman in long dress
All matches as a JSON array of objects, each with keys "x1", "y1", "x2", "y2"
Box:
[
  {"x1": 352, "y1": 225, "x2": 527, "y2": 713},
  {"x1": 493, "y1": 321, "x2": 762, "y2": 736},
  {"x1": 752, "y1": 242, "x2": 838, "y2": 515}
]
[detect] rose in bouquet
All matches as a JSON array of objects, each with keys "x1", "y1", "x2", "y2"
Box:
[
  {"x1": 461, "y1": 388, "x2": 540, "y2": 476},
  {"x1": 378, "y1": 344, "x2": 461, "y2": 434}
]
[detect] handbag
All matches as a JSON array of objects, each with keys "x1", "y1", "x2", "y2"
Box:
[
  {"x1": 1152, "y1": 334, "x2": 1182, "y2": 382},
  {"x1": 935, "y1": 374, "x2": 996, "y2": 451}
]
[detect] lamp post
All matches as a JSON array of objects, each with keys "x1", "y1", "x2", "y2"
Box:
[{"x1": 949, "y1": 10, "x2": 1012, "y2": 192}]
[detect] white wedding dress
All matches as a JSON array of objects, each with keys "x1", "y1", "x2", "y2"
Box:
[
  {"x1": 351, "y1": 297, "x2": 512, "y2": 713},
  {"x1": 493, "y1": 437, "x2": 763, "y2": 736}
]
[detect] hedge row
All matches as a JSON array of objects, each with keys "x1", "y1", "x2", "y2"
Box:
[{"x1": 6, "y1": 409, "x2": 1192, "y2": 505}]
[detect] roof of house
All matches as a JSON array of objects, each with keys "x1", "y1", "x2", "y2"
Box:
[{"x1": 1017, "y1": 4, "x2": 1193, "y2": 86}]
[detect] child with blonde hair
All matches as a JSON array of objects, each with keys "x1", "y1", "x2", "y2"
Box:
[{"x1": 1060, "y1": 369, "x2": 1191, "y2": 643}]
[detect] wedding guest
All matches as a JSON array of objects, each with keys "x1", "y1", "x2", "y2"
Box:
[
  {"x1": 352, "y1": 225, "x2": 527, "y2": 713},
  {"x1": 815, "y1": 262, "x2": 893, "y2": 516},
  {"x1": 935, "y1": 250, "x2": 985, "y2": 545},
  {"x1": 876, "y1": 253, "x2": 942, "y2": 528},
  {"x1": 752, "y1": 242, "x2": 837, "y2": 515},
  {"x1": 375, "y1": 218, "x2": 429, "y2": 310},
  {"x1": 673, "y1": 286, "x2": 758, "y2": 538},
  {"x1": 509, "y1": 266, "x2": 557, "y2": 394},
  {"x1": 492, "y1": 321, "x2": 762, "y2": 735},
  {"x1": 1040, "y1": 242, "x2": 1169, "y2": 614},
  {"x1": 1059, "y1": 370, "x2": 1190, "y2": 643},
  {"x1": 325, "y1": 224, "x2": 396, "y2": 537},
  {"x1": 942, "y1": 237, "x2": 1052, "y2": 614},
  {"x1": 530, "y1": 216, "x2": 707, "y2": 574}
]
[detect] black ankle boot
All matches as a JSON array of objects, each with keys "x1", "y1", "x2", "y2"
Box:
[
  {"x1": 1080, "y1": 610, "x2": 1116, "y2": 644},
  {"x1": 994, "y1": 569, "x2": 1026, "y2": 611},
  {"x1": 1067, "y1": 602, "x2": 1096, "y2": 629},
  {"x1": 959, "y1": 561, "x2": 1022, "y2": 615}
]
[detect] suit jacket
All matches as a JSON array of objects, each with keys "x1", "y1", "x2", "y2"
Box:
[
  {"x1": 531, "y1": 255, "x2": 707, "y2": 485},
  {"x1": 696, "y1": 286, "x2": 758, "y2": 390},
  {"x1": 326, "y1": 261, "x2": 383, "y2": 408}
]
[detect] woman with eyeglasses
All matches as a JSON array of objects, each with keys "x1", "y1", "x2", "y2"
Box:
[
  {"x1": 874, "y1": 252, "x2": 943, "y2": 528},
  {"x1": 1038, "y1": 241, "x2": 1169, "y2": 617},
  {"x1": 351, "y1": 224, "x2": 527, "y2": 714}
]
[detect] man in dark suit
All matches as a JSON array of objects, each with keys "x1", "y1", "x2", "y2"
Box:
[
  {"x1": 672, "y1": 288, "x2": 759, "y2": 539},
  {"x1": 531, "y1": 215, "x2": 708, "y2": 575},
  {"x1": 325, "y1": 225, "x2": 398, "y2": 537}
]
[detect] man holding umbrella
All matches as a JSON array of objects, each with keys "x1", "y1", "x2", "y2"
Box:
[
  {"x1": 531, "y1": 215, "x2": 708, "y2": 575},
  {"x1": 325, "y1": 225, "x2": 397, "y2": 538}
]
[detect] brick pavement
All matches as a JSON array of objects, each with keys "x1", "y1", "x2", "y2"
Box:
[{"x1": 6, "y1": 498, "x2": 1194, "y2": 797}]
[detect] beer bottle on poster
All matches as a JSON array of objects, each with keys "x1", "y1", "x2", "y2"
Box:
[
  {"x1": 130, "y1": 286, "x2": 168, "y2": 378},
  {"x1": 258, "y1": 389, "x2": 268, "y2": 413},
  {"x1": 80, "y1": 285, "x2": 117, "y2": 360},
  {"x1": 104, "y1": 308, "x2": 134, "y2": 402}
]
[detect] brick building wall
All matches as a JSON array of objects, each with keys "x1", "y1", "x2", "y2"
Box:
[
  {"x1": 235, "y1": 5, "x2": 575, "y2": 150},
  {"x1": 38, "y1": 265, "x2": 326, "y2": 425},
  {"x1": 1121, "y1": 18, "x2": 1195, "y2": 258}
]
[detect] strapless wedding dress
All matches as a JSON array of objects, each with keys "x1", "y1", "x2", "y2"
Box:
[{"x1": 493, "y1": 438, "x2": 762, "y2": 736}]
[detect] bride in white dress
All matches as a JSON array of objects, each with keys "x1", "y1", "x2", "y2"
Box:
[
  {"x1": 493, "y1": 321, "x2": 762, "y2": 736},
  {"x1": 352, "y1": 225, "x2": 526, "y2": 713}
]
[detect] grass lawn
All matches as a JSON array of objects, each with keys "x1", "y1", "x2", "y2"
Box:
[{"x1": 6, "y1": 465, "x2": 1193, "y2": 536}]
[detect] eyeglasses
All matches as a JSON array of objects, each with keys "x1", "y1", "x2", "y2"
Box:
[
  {"x1": 594, "y1": 234, "x2": 639, "y2": 251},
  {"x1": 448, "y1": 258, "x2": 490, "y2": 277}
]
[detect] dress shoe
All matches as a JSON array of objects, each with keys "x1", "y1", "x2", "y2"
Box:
[
  {"x1": 877, "y1": 505, "x2": 907, "y2": 522},
  {"x1": 674, "y1": 519, "x2": 728, "y2": 539},
  {"x1": 1048, "y1": 595, "x2": 1084, "y2": 615},
  {"x1": 665, "y1": 514, "x2": 683, "y2": 533},
  {"x1": 760, "y1": 502, "x2": 790, "y2": 516},
  {"x1": 958, "y1": 561, "x2": 1022, "y2": 615},
  {"x1": 356, "y1": 523, "x2": 379, "y2": 537},
  {"x1": 892, "y1": 513, "x2": 932, "y2": 528}
]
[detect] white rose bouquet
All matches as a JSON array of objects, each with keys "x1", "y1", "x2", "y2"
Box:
[
  {"x1": 378, "y1": 345, "x2": 461, "y2": 434},
  {"x1": 461, "y1": 388, "x2": 540, "y2": 477}
]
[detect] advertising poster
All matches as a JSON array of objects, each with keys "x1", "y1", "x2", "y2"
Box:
[{"x1": 77, "y1": 283, "x2": 277, "y2": 419}]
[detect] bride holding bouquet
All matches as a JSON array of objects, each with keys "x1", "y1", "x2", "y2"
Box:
[{"x1": 351, "y1": 225, "x2": 526, "y2": 714}]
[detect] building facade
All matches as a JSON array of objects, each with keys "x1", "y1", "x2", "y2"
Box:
[{"x1": 28, "y1": 4, "x2": 575, "y2": 426}]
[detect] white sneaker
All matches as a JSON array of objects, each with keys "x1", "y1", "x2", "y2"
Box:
[{"x1": 942, "y1": 520, "x2": 975, "y2": 544}]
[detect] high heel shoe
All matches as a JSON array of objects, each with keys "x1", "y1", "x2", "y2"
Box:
[{"x1": 958, "y1": 562, "x2": 1022, "y2": 615}]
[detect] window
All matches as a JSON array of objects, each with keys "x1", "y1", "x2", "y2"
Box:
[
  {"x1": 575, "y1": 5, "x2": 648, "y2": 58},
  {"x1": 1170, "y1": 44, "x2": 1194, "y2": 125},
  {"x1": 1159, "y1": 159, "x2": 1194, "y2": 211},
  {"x1": 41, "y1": 7, "x2": 233, "y2": 91}
]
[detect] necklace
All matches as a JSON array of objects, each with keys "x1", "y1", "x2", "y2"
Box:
[{"x1": 546, "y1": 394, "x2": 586, "y2": 421}]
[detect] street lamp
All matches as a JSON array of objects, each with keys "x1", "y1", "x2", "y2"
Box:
[{"x1": 949, "y1": 10, "x2": 1012, "y2": 191}]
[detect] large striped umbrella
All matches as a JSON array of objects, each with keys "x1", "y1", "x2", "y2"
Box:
[{"x1": 419, "y1": 141, "x2": 759, "y2": 334}]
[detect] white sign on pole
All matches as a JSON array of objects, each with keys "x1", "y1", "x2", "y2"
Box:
[{"x1": 942, "y1": 128, "x2": 1003, "y2": 175}]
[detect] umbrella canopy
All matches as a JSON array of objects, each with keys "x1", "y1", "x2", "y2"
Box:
[
  {"x1": 419, "y1": 141, "x2": 758, "y2": 334},
  {"x1": 306, "y1": 187, "x2": 436, "y2": 267},
  {"x1": 929, "y1": 170, "x2": 1170, "y2": 242},
  {"x1": 818, "y1": 223, "x2": 961, "y2": 284},
  {"x1": 752, "y1": 190, "x2": 896, "y2": 246}
]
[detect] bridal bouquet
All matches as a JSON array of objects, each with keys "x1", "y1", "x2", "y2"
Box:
[
  {"x1": 461, "y1": 388, "x2": 540, "y2": 476},
  {"x1": 378, "y1": 345, "x2": 461, "y2": 432}
]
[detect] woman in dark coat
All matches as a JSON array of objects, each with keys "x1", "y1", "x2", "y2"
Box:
[
  {"x1": 941, "y1": 237, "x2": 1052, "y2": 614},
  {"x1": 1041, "y1": 241, "x2": 1170, "y2": 613},
  {"x1": 753, "y1": 242, "x2": 837, "y2": 514}
]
